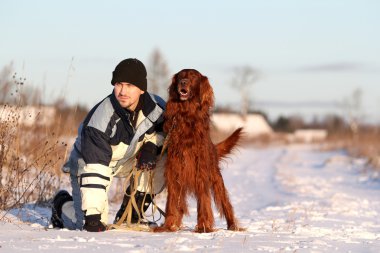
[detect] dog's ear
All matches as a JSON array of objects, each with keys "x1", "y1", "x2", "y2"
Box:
[
  {"x1": 168, "y1": 73, "x2": 179, "y2": 100},
  {"x1": 200, "y1": 75, "x2": 214, "y2": 110}
]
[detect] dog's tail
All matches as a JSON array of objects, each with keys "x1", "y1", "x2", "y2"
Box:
[{"x1": 216, "y1": 127, "x2": 243, "y2": 161}]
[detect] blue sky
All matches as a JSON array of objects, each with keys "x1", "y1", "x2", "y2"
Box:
[{"x1": 1, "y1": 0, "x2": 380, "y2": 122}]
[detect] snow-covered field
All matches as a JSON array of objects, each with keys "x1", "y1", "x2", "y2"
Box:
[{"x1": 1, "y1": 144, "x2": 379, "y2": 252}]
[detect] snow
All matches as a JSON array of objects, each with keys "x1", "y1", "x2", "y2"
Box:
[{"x1": 1, "y1": 144, "x2": 380, "y2": 252}]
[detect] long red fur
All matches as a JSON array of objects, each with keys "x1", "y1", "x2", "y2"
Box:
[{"x1": 154, "y1": 69, "x2": 242, "y2": 233}]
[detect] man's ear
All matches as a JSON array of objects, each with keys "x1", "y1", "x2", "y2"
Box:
[{"x1": 140, "y1": 90, "x2": 145, "y2": 94}]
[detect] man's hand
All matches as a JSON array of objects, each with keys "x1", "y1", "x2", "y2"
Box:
[
  {"x1": 83, "y1": 214, "x2": 106, "y2": 232},
  {"x1": 136, "y1": 148, "x2": 157, "y2": 171}
]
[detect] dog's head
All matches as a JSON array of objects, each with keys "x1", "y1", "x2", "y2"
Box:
[{"x1": 169, "y1": 69, "x2": 214, "y2": 109}]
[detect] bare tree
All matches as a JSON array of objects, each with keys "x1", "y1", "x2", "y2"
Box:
[
  {"x1": 0, "y1": 64, "x2": 44, "y2": 106},
  {"x1": 0, "y1": 63, "x2": 14, "y2": 103},
  {"x1": 231, "y1": 65, "x2": 258, "y2": 118},
  {"x1": 341, "y1": 88, "x2": 363, "y2": 135},
  {"x1": 147, "y1": 48, "x2": 169, "y2": 99}
]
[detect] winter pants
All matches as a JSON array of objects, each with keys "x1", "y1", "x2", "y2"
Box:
[{"x1": 60, "y1": 148, "x2": 166, "y2": 230}]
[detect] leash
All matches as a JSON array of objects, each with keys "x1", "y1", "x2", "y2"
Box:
[
  {"x1": 107, "y1": 155, "x2": 168, "y2": 231},
  {"x1": 107, "y1": 117, "x2": 178, "y2": 231},
  {"x1": 159, "y1": 117, "x2": 176, "y2": 160},
  {"x1": 107, "y1": 166, "x2": 141, "y2": 230}
]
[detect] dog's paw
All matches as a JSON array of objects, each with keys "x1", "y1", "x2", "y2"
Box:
[
  {"x1": 227, "y1": 224, "x2": 246, "y2": 231},
  {"x1": 194, "y1": 225, "x2": 214, "y2": 233},
  {"x1": 153, "y1": 224, "x2": 180, "y2": 233},
  {"x1": 152, "y1": 226, "x2": 168, "y2": 233}
]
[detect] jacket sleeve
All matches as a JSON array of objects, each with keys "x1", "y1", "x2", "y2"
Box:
[
  {"x1": 143, "y1": 117, "x2": 165, "y2": 150},
  {"x1": 80, "y1": 126, "x2": 113, "y2": 215}
]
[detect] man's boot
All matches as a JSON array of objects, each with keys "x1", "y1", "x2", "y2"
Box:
[
  {"x1": 50, "y1": 190, "x2": 73, "y2": 228},
  {"x1": 114, "y1": 186, "x2": 153, "y2": 224}
]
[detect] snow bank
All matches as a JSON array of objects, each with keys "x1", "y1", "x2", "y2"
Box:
[{"x1": 291, "y1": 129, "x2": 328, "y2": 143}]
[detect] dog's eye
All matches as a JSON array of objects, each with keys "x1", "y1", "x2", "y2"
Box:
[{"x1": 179, "y1": 79, "x2": 189, "y2": 85}]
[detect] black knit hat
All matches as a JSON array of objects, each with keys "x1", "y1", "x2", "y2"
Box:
[{"x1": 111, "y1": 58, "x2": 147, "y2": 91}]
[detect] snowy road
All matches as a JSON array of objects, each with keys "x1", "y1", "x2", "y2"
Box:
[{"x1": 1, "y1": 144, "x2": 380, "y2": 252}]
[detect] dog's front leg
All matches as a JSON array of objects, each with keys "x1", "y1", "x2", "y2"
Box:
[
  {"x1": 195, "y1": 186, "x2": 214, "y2": 233},
  {"x1": 154, "y1": 179, "x2": 185, "y2": 232}
]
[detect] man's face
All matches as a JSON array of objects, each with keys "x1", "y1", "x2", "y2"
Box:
[{"x1": 114, "y1": 82, "x2": 144, "y2": 110}]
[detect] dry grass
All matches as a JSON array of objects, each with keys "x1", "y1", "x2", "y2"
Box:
[
  {"x1": 0, "y1": 73, "x2": 86, "y2": 213},
  {"x1": 325, "y1": 128, "x2": 380, "y2": 171}
]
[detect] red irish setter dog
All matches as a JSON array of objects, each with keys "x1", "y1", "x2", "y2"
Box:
[{"x1": 154, "y1": 69, "x2": 243, "y2": 233}]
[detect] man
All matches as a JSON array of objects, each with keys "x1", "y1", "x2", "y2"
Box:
[{"x1": 51, "y1": 58, "x2": 166, "y2": 232}]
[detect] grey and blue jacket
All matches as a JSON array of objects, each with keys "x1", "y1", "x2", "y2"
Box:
[{"x1": 73, "y1": 91, "x2": 165, "y2": 216}]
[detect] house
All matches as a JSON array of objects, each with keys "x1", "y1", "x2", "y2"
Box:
[{"x1": 211, "y1": 113, "x2": 273, "y2": 137}]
